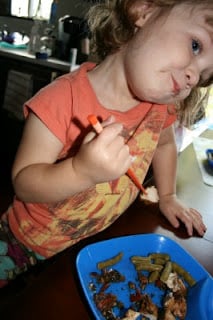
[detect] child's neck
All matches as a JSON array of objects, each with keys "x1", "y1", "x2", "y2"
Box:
[{"x1": 88, "y1": 54, "x2": 141, "y2": 112}]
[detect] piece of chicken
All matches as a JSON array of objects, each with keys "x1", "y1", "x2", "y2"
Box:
[
  {"x1": 163, "y1": 309, "x2": 176, "y2": 320},
  {"x1": 164, "y1": 292, "x2": 187, "y2": 320},
  {"x1": 121, "y1": 309, "x2": 141, "y2": 320},
  {"x1": 165, "y1": 272, "x2": 187, "y2": 294},
  {"x1": 139, "y1": 294, "x2": 158, "y2": 319},
  {"x1": 140, "y1": 186, "x2": 159, "y2": 203}
]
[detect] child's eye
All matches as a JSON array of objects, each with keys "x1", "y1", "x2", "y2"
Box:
[{"x1": 192, "y1": 39, "x2": 202, "y2": 55}]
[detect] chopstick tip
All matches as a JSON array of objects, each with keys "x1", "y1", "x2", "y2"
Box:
[{"x1": 87, "y1": 114, "x2": 98, "y2": 126}]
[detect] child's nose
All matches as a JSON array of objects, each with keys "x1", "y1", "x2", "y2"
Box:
[{"x1": 185, "y1": 66, "x2": 200, "y2": 88}]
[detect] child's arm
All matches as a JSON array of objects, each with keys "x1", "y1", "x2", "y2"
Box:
[
  {"x1": 152, "y1": 126, "x2": 206, "y2": 236},
  {"x1": 152, "y1": 126, "x2": 177, "y2": 199},
  {"x1": 12, "y1": 113, "x2": 131, "y2": 203}
]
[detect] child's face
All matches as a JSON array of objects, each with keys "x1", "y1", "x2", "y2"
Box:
[{"x1": 124, "y1": 4, "x2": 213, "y2": 105}]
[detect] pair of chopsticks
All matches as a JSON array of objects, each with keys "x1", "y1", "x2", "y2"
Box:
[{"x1": 87, "y1": 114, "x2": 147, "y2": 195}]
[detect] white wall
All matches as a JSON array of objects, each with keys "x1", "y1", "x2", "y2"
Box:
[{"x1": 0, "y1": 0, "x2": 92, "y2": 36}]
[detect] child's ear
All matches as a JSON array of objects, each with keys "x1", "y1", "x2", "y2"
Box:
[{"x1": 133, "y1": 2, "x2": 157, "y2": 27}]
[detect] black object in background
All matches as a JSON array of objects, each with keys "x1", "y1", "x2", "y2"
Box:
[{"x1": 0, "y1": 0, "x2": 11, "y2": 16}]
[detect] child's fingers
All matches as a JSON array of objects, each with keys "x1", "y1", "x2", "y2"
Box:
[
  {"x1": 178, "y1": 208, "x2": 206, "y2": 236},
  {"x1": 83, "y1": 131, "x2": 97, "y2": 144},
  {"x1": 101, "y1": 115, "x2": 116, "y2": 127},
  {"x1": 84, "y1": 116, "x2": 118, "y2": 144},
  {"x1": 190, "y1": 209, "x2": 207, "y2": 236},
  {"x1": 98, "y1": 123, "x2": 124, "y2": 146},
  {"x1": 160, "y1": 197, "x2": 206, "y2": 237},
  {"x1": 165, "y1": 214, "x2": 180, "y2": 229}
]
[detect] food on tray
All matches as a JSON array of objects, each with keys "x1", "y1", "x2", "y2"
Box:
[
  {"x1": 121, "y1": 309, "x2": 141, "y2": 320},
  {"x1": 140, "y1": 186, "x2": 159, "y2": 203},
  {"x1": 97, "y1": 252, "x2": 123, "y2": 270},
  {"x1": 89, "y1": 252, "x2": 196, "y2": 320}
]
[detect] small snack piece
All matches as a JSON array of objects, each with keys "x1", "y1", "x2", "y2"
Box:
[
  {"x1": 121, "y1": 309, "x2": 141, "y2": 320},
  {"x1": 140, "y1": 186, "x2": 159, "y2": 203}
]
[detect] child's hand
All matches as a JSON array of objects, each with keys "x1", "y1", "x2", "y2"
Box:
[
  {"x1": 159, "y1": 194, "x2": 207, "y2": 237},
  {"x1": 72, "y1": 117, "x2": 132, "y2": 185}
]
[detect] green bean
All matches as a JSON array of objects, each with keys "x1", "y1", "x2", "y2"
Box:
[
  {"x1": 160, "y1": 261, "x2": 172, "y2": 283},
  {"x1": 131, "y1": 256, "x2": 151, "y2": 264},
  {"x1": 97, "y1": 252, "x2": 123, "y2": 270},
  {"x1": 172, "y1": 262, "x2": 196, "y2": 286},
  {"x1": 149, "y1": 253, "x2": 170, "y2": 261},
  {"x1": 152, "y1": 258, "x2": 167, "y2": 266},
  {"x1": 133, "y1": 262, "x2": 163, "y2": 272},
  {"x1": 149, "y1": 270, "x2": 160, "y2": 283}
]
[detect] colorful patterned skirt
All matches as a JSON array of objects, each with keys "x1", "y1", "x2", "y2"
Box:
[{"x1": 0, "y1": 212, "x2": 45, "y2": 288}]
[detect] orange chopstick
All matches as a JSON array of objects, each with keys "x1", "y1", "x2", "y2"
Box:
[{"x1": 87, "y1": 114, "x2": 147, "y2": 195}]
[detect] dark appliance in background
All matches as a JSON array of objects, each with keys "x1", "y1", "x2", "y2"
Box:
[
  {"x1": 0, "y1": 0, "x2": 10, "y2": 16},
  {"x1": 57, "y1": 15, "x2": 90, "y2": 64}
]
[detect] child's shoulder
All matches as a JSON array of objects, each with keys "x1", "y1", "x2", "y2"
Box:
[{"x1": 57, "y1": 62, "x2": 96, "y2": 83}]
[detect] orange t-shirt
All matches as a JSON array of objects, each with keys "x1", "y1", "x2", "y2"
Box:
[{"x1": 8, "y1": 62, "x2": 177, "y2": 258}]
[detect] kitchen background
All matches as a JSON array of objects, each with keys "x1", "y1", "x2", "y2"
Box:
[
  {"x1": 0, "y1": 0, "x2": 103, "y2": 202},
  {"x1": 0, "y1": 0, "x2": 98, "y2": 60}
]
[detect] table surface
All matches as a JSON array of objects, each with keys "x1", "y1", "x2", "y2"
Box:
[{"x1": 0, "y1": 130, "x2": 212, "y2": 320}]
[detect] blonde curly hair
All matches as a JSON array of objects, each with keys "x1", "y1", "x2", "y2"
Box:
[{"x1": 87, "y1": 0, "x2": 213, "y2": 127}]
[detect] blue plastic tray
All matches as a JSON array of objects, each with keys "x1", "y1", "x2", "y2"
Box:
[{"x1": 76, "y1": 234, "x2": 211, "y2": 319}]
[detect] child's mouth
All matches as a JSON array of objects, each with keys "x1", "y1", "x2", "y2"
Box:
[{"x1": 172, "y1": 76, "x2": 180, "y2": 94}]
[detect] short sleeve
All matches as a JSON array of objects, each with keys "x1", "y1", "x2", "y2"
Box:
[{"x1": 24, "y1": 76, "x2": 73, "y2": 145}]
